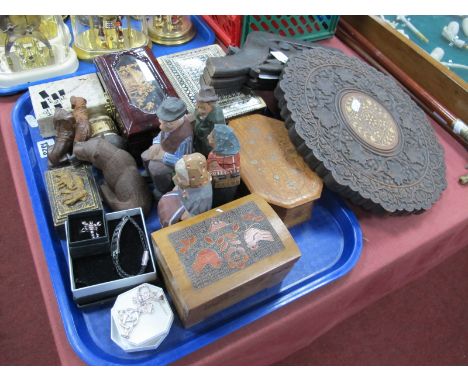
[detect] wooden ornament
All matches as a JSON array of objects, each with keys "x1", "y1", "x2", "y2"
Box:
[
  {"x1": 275, "y1": 47, "x2": 447, "y2": 214},
  {"x1": 230, "y1": 114, "x2": 323, "y2": 227},
  {"x1": 45, "y1": 165, "x2": 103, "y2": 226},
  {"x1": 151, "y1": 193, "x2": 300, "y2": 327}
]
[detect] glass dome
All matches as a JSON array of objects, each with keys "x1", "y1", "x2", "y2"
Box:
[
  {"x1": 0, "y1": 15, "x2": 78, "y2": 87},
  {"x1": 148, "y1": 16, "x2": 195, "y2": 45},
  {"x1": 71, "y1": 16, "x2": 151, "y2": 60}
]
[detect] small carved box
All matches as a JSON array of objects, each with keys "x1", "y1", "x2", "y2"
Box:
[
  {"x1": 45, "y1": 165, "x2": 103, "y2": 227},
  {"x1": 151, "y1": 193, "x2": 301, "y2": 328},
  {"x1": 230, "y1": 115, "x2": 323, "y2": 227},
  {"x1": 94, "y1": 46, "x2": 177, "y2": 159}
]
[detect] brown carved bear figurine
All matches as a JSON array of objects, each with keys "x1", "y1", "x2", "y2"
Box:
[
  {"x1": 73, "y1": 137, "x2": 152, "y2": 215},
  {"x1": 47, "y1": 108, "x2": 75, "y2": 167},
  {"x1": 70, "y1": 96, "x2": 90, "y2": 143}
]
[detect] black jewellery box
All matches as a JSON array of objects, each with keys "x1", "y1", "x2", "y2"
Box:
[
  {"x1": 66, "y1": 209, "x2": 109, "y2": 258},
  {"x1": 66, "y1": 207, "x2": 157, "y2": 306}
]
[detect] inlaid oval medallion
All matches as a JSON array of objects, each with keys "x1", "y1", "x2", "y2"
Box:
[{"x1": 340, "y1": 91, "x2": 400, "y2": 153}]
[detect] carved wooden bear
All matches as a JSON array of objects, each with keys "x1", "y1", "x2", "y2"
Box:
[{"x1": 73, "y1": 137, "x2": 152, "y2": 215}]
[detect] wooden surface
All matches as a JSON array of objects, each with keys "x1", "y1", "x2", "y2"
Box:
[
  {"x1": 341, "y1": 16, "x2": 468, "y2": 123},
  {"x1": 230, "y1": 115, "x2": 322, "y2": 226},
  {"x1": 151, "y1": 193, "x2": 301, "y2": 327}
]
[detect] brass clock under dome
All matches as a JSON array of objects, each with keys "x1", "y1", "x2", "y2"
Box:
[
  {"x1": 0, "y1": 15, "x2": 78, "y2": 88},
  {"x1": 275, "y1": 47, "x2": 447, "y2": 214},
  {"x1": 148, "y1": 16, "x2": 195, "y2": 45},
  {"x1": 70, "y1": 16, "x2": 151, "y2": 60}
]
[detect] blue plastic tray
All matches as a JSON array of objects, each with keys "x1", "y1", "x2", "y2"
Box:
[
  {"x1": 12, "y1": 92, "x2": 363, "y2": 365},
  {"x1": 0, "y1": 16, "x2": 215, "y2": 96}
]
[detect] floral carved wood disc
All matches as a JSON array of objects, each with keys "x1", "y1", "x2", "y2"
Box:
[{"x1": 275, "y1": 48, "x2": 447, "y2": 213}]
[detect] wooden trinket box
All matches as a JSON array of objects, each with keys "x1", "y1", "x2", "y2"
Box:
[
  {"x1": 230, "y1": 115, "x2": 323, "y2": 227},
  {"x1": 94, "y1": 46, "x2": 177, "y2": 159},
  {"x1": 45, "y1": 165, "x2": 103, "y2": 227},
  {"x1": 275, "y1": 47, "x2": 446, "y2": 214},
  {"x1": 151, "y1": 193, "x2": 301, "y2": 327}
]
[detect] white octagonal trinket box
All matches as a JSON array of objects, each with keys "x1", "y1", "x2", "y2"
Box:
[{"x1": 111, "y1": 283, "x2": 173, "y2": 352}]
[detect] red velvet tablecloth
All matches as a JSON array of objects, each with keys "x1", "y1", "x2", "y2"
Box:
[{"x1": 1, "y1": 37, "x2": 467, "y2": 365}]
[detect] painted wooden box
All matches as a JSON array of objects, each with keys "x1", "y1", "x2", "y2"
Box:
[{"x1": 151, "y1": 193, "x2": 301, "y2": 327}]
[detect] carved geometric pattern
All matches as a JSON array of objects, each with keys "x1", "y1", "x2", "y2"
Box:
[{"x1": 275, "y1": 47, "x2": 447, "y2": 213}]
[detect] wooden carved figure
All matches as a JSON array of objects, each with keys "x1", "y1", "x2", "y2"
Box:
[
  {"x1": 158, "y1": 153, "x2": 212, "y2": 228},
  {"x1": 193, "y1": 85, "x2": 225, "y2": 157},
  {"x1": 73, "y1": 137, "x2": 152, "y2": 216},
  {"x1": 54, "y1": 170, "x2": 88, "y2": 206},
  {"x1": 207, "y1": 124, "x2": 241, "y2": 207},
  {"x1": 141, "y1": 97, "x2": 193, "y2": 200},
  {"x1": 71, "y1": 96, "x2": 91, "y2": 143},
  {"x1": 47, "y1": 108, "x2": 76, "y2": 167}
]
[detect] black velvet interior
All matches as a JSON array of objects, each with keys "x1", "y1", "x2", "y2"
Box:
[
  {"x1": 68, "y1": 210, "x2": 106, "y2": 243},
  {"x1": 72, "y1": 213, "x2": 154, "y2": 289}
]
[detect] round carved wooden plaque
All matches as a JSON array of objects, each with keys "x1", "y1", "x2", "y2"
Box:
[{"x1": 275, "y1": 47, "x2": 447, "y2": 213}]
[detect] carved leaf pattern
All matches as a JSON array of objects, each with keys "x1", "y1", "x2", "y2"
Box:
[{"x1": 277, "y1": 47, "x2": 447, "y2": 213}]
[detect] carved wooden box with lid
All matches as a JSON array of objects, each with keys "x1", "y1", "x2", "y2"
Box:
[
  {"x1": 151, "y1": 193, "x2": 301, "y2": 328},
  {"x1": 275, "y1": 47, "x2": 446, "y2": 214},
  {"x1": 230, "y1": 115, "x2": 323, "y2": 227},
  {"x1": 94, "y1": 46, "x2": 176, "y2": 159},
  {"x1": 45, "y1": 165, "x2": 103, "y2": 227}
]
